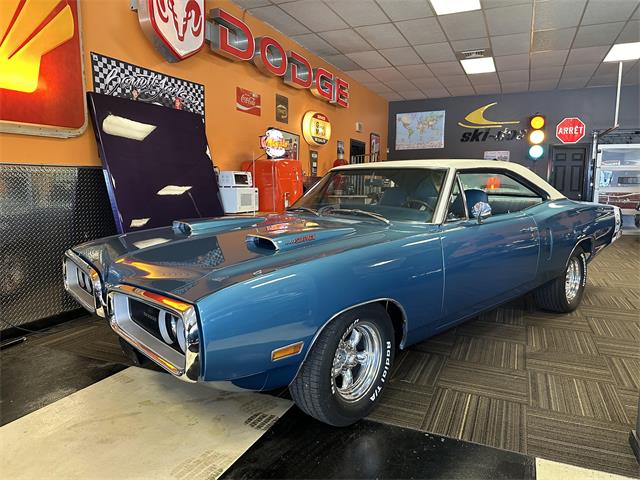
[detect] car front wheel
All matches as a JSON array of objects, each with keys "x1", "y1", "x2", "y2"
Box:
[
  {"x1": 534, "y1": 247, "x2": 587, "y2": 313},
  {"x1": 289, "y1": 304, "x2": 395, "y2": 426}
]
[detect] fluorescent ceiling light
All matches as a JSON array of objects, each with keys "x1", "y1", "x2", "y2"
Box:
[
  {"x1": 133, "y1": 238, "x2": 170, "y2": 249},
  {"x1": 604, "y1": 42, "x2": 640, "y2": 62},
  {"x1": 461, "y1": 57, "x2": 496, "y2": 74},
  {"x1": 157, "y1": 185, "x2": 193, "y2": 196},
  {"x1": 130, "y1": 218, "x2": 150, "y2": 228},
  {"x1": 102, "y1": 115, "x2": 156, "y2": 141},
  {"x1": 430, "y1": 0, "x2": 480, "y2": 15}
]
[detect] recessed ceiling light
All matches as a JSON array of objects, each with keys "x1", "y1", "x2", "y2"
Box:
[
  {"x1": 430, "y1": 0, "x2": 480, "y2": 15},
  {"x1": 604, "y1": 42, "x2": 640, "y2": 62},
  {"x1": 461, "y1": 57, "x2": 496, "y2": 74}
]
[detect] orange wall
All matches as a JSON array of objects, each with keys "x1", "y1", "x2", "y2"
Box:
[{"x1": 0, "y1": 0, "x2": 388, "y2": 176}]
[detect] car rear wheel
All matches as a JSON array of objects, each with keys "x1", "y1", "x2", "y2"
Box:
[
  {"x1": 289, "y1": 304, "x2": 394, "y2": 426},
  {"x1": 534, "y1": 247, "x2": 587, "y2": 313}
]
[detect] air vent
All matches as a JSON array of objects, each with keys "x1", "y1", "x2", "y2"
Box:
[{"x1": 456, "y1": 48, "x2": 492, "y2": 61}]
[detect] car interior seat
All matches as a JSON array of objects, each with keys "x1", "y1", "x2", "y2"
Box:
[
  {"x1": 412, "y1": 177, "x2": 440, "y2": 210},
  {"x1": 379, "y1": 187, "x2": 408, "y2": 206}
]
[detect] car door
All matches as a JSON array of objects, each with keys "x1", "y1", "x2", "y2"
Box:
[{"x1": 438, "y1": 171, "x2": 541, "y2": 328}]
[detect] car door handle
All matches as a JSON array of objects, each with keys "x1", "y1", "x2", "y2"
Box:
[{"x1": 520, "y1": 226, "x2": 538, "y2": 233}]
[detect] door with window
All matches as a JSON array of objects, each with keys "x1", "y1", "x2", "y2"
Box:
[{"x1": 438, "y1": 171, "x2": 541, "y2": 327}]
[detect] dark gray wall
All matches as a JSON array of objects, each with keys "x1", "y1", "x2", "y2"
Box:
[{"x1": 388, "y1": 85, "x2": 640, "y2": 180}]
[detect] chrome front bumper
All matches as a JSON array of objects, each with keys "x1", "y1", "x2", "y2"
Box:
[{"x1": 63, "y1": 250, "x2": 106, "y2": 317}]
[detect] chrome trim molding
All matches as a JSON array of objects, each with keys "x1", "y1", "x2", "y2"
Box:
[
  {"x1": 63, "y1": 250, "x2": 106, "y2": 317},
  {"x1": 291, "y1": 297, "x2": 408, "y2": 382},
  {"x1": 106, "y1": 285, "x2": 200, "y2": 382}
]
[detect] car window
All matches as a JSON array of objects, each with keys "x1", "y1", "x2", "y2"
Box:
[
  {"x1": 446, "y1": 177, "x2": 467, "y2": 222},
  {"x1": 293, "y1": 168, "x2": 447, "y2": 222},
  {"x1": 458, "y1": 171, "x2": 544, "y2": 216}
]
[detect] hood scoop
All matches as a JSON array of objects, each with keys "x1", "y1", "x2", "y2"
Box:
[
  {"x1": 173, "y1": 216, "x2": 265, "y2": 235},
  {"x1": 246, "y1": 227, "x2": 355, "y2": 252}
]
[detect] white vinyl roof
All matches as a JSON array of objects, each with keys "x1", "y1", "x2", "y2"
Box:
[{"x1": 333, "y1": 159, "x2": 565, "y2": 200}]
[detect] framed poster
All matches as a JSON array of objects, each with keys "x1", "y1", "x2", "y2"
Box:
[
  {"x1": 275, "y1": 94, "x2": 288, "y2": 123},
  {"x1": 395, "y1": 111, "x2": 445, "y2": 150},
  {"x1": 370, "y1": 133, "x2": 381, "y2": 162},
  {"x1": 310, "y1": 150, "x2": 318, "y2": 176},
  {"x1": 91, "y1": 52, "x2": 205, "y2": 115},
  {"x1": 0, "y1": 0, "x2": 87, "y2": 137}
]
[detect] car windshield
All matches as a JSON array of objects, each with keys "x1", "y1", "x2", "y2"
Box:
[{"x1": 291, "y1": 168, "x2": 447, "y2": 223}]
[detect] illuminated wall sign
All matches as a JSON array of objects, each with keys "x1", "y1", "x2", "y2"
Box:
[
  {"x1": 458, "y1": 102, "x2": 526, "y2": 143},
  {"x1": 260, "y1": 128, "x2": 289, "y2": 158},
  {"x1": 0, "y1": 0, "x2": 87, "y2": 137},
  {"x1": 302, "y1": 111, "x2": 331, "y2": 146},
  {"x1": 134, "y1": 5, "x2": 349, "y2": 107}
]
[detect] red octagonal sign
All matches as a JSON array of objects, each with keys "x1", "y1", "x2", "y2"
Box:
[{"x1": 556, "y1": 117, "x2": 586, "y2": 144}]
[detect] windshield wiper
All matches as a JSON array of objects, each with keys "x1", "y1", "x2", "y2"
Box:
[
  {"x1": 322, "y1": 207, "x2": 390, "y2": 225},
  {"x1": 286, "y1": 206, "x2": 320, "y2": 216}
]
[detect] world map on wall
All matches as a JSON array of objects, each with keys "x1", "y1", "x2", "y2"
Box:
[{"x1": 395, "y1": 111, "x2": 445, "y2": 150}]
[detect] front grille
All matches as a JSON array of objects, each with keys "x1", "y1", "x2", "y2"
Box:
[
  {"x1": 128, "y1": 298, "x2": 182, "y2": 353},
  {"x1": 76, "y1": 269, "x2": 94, "y2": 295}
]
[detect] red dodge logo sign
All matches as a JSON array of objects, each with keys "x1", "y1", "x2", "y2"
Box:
[{"x1": 556, "y1": 117, "x2": 586, "y2": 144}]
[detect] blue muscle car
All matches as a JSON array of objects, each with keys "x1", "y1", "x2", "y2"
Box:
[{"x1": 64, "y1": 160, "x2": 622, "y2": 425}]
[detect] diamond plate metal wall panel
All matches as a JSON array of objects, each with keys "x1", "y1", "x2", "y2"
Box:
[{"x1": 0, "y1": 165, "x2": 116, "y2": 330}]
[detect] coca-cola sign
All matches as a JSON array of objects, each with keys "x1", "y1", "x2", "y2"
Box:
[
  {"x1": 236, "y1": 87, "x2": 260, "y2": 116},
  {"x1": 137, "y1": 0, "x2": 205, "y2": 62}
]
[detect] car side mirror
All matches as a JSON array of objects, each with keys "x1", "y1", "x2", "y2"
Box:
[{"x1": 472, "y1": 201, "x2": 492, "y2": 224}]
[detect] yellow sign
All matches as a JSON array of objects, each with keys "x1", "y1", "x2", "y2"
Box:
[
  {"x1": 302, "y1": 111, "x2": 331, "y2": 146},
  {"x1": 458, "y1": 102, "x2": 520, "y2": 129}
]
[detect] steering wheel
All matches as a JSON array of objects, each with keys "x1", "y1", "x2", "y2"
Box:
[{"x1": 403, "y1": 199, "x2": 434, "y2": 212}]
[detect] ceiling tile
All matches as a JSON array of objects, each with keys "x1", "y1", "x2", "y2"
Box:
[
  {"x1": 367, "y1": 66, "x2": 406, "y2": 81},
  {"x1": 283, "y1": 1, "x2": 348, "y2": 31},
  {"x1": 345, "y1": 51, "x2": 391, "y2": 68},
  {"x1": 634, "y1": 7, "x2": 640, "y2": 20},
  {"x1": 385, "y1": 79, "x2": 419, "y2": 91},
  {"x1": 565, "y1": 46, "x2": 609, "y2": 65},
  {"x1": 532, "y1": 28, "x2": 576, "y2": 52},
  {"x1": 451, "y1": 37, "x2": 490, "y2": 52},
  {"x1": 530, "y1": 49, "x2": 568, "y2": 68},
  {"x1": 382, "y1": 91, "x2": 405, "y2": 101},
  {"x1": 321, "y1": 54, "x2": 361, "y2": 71},
  {"x1": 428, "y1": 61, "x2": 465, "y2": 75},
  {"x1": 483, "y1": 0, "x2": 532, "y2": 7},
  {"x1": 356, "y1": 24, "x2": 408, "y2": 49},
  {"x1": 397, "y1": 64, "x2": 434, "y2": 79},
  {"x1": 447, "y1": 85, "x2": 476, "y2": 96},
  {"x1": 595, "y1": 61, "x2": 635, "y2": 76},
  {"x1": 622, "y1": 62, "x2": 639, "y2": 84},
  {"x1": 324, "y1": 1, "x2": 388, "y2": 27},
  {"x1": 411, "y1": 77, "x2": 445, "y2": 89},
  {"x1": 562, "y1": 63, "x2": 598, "y2": 77},
  {"x1": 501, "y1": 81, "x2": 530, "y2": 93},
  {"x1": 361, "y1": 80, "x2": 394, "y2": 94},
  {"x1": 534, "y1": 0, "x2": 586, "y2": 30},
  {"x1": 474, "y1": 84, "x2": 502, "y2": 94},
  {"x1": 530, "y1": 65, "x2": 563, "y2": 80},
  {"x1": 394, "y1": 17, "x2": 446, "y2": 45},
  {"x1": 318, "y1": 29, "x2": 371, "y2": 53},
  {"x1": 572, "y1": 22, "x2": 625, "y2": 48},
  {"x1": 529, "y1": 78, "x2": 559, "y2": 91},
  {"x1": 346, "y1": 69, "x2": 378, "y2": 83},
  {"x1": 491, "y1": 33, "x2": 531, "y2": 55},
  {"x1": 557, "y1": 77, "x2": 588, "y2": 89},
  {"x1": 377, "y1": 0, "x2": 434, "y2": 21},
  {"x1": 249, "y1": 5, "x2": 310, "y2": 36},
  {"x1": 421, "y1": 86, "x2": 451, "y2": 98},
  {"x1": 617, "y1": 20, "x2": 640, "y2": 43},
  {"x1": 397, "y1": 89, "x2": 428, "y2": 100},
  {"x1": 494, "y1": 53, "x2": 530, "y2": 71},
  {"x1": 468, "y1": 72, "x2": 500, "y2": 85},
  {"x1": 581, "y1": 0, "x2": 638, "y2": 26},
  {"x1": 437, "y1": 75, "x2": 471, "y2": 87},
  {"x1": 414, "y1": 42, "x2": 456, "y2": 63},
  {"x1": 379, "y1": 47, "x2": 423, "y2": 66},
  {"x1": 499, "y1": 69, "x2": 529, "y2": 82},
  {"x1": 235, "y1": 0, "x2": 271, "y2": 8},
  {"x1": 438, "y1": 11, "x2": 487, "y2": 40},
  {"x1": 486, "y1": 3, "x2": 533, "y2": 36},
  {"x1": 587, "y1": 75, "x2": 616, "y2": 87},
  {"x1": 290, "y1": 33, "x2": 339, "y2": 55}
]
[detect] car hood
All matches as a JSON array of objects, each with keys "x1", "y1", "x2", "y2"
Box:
[{"x1": 72, "y1": 213, "x2": 419, "y2": 302}]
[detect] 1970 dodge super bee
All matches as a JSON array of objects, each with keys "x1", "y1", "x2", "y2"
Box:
[{"x1": 64, "y1": 160, "x2": 622, "y2": 425}]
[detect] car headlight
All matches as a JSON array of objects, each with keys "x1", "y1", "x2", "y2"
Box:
[{"x1": 159, "y1": 311, "x2": 186, "y2": 353}]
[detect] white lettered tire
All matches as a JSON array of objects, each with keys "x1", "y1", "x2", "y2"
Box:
[{"x1": 289, "y1": 304, "x2": 395, "y2": 426}]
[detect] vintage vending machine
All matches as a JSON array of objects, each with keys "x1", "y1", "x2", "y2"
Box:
[{"x1": 241, "y1": 159, "x2": 303, "y2": 212}]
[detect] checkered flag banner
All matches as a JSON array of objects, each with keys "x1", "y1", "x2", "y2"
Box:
[{"x1": 90, "y1": 52, "x2": 205, "y2": 116}]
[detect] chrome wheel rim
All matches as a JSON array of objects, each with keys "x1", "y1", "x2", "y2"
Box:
[
  {"x1": 565, "y1": 257, "x2": 582, "y2": 302},
  {"x1": 331, "y1": 321, "x2": 382, "y2": 403}
]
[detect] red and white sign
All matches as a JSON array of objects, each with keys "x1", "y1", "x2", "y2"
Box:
[
  {"x1": 138, "y1": 0, "x2": 205, "y2": 62},
  {"x1": 0, "y1": 0, "x2": 86, "y2": 137},
  {"x1": 236, "y1": 87, "x2": 261, "y2": 116},
  {"x1": 556, "y1": 117, "x2": 586, "y2": 144}
]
